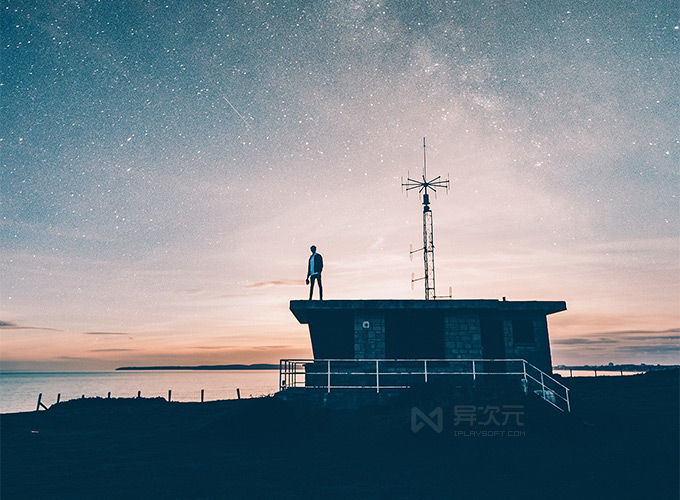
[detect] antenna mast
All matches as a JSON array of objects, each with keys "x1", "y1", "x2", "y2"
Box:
[{"x1": 402, "y1": 138, "x2": 450, "y2": 300}]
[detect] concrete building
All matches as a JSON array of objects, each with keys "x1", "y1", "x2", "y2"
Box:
[{"x1": 290, "y1": 299, "x2": 566, "y2": 373}]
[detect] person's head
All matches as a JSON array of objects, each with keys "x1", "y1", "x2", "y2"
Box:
[{"x1": 310, "y1": 245, "x2": 317, "y2": 254}]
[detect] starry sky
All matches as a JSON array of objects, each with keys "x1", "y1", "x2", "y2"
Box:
[{"x1": 1, "y1": 0, "x2": 678, "y2": 371}]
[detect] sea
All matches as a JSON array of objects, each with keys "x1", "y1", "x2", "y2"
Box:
[
  {"x1": 0, "y1": 370, "x2": 279, "y2": 414},
  {"x1": 2, "y1": 368, "x2": 647, "y2": 414}
]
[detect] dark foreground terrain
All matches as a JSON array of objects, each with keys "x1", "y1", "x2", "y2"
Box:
[{"x1": 2, "y1": 370, "x2": 678, "y2": 500}]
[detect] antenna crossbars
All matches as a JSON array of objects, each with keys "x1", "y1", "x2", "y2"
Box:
[{"x1": 401, "y1": 138, "x2": 450, "y2": 300}]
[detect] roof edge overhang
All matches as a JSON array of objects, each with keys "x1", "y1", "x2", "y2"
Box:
[{"x1": 289, "y1": 299, "x2": 567, "y2": 324}]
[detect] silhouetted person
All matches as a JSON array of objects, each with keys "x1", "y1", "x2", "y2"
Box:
[{"x1": 306, "y1": 245, "x2": 323, "y2": 300}]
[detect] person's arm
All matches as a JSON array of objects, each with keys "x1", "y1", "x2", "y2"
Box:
[{"x1": 318, "y1": 254, "x2": 323, "y2": 273}]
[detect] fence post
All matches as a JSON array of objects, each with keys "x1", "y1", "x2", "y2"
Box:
[
  {"x1": 424, "y1": 359, "x2": 428, "y2": 383},
  {"x1": 168, "y1": 390, "x2": 172, "y2": 402},
  {"x1": 56, "y1": 394, "x2": 61, "y2": 404},
  {"x1": 36, "y1": 393, "x2": 43, "y2": 411},
  {"x1": 472, "y1": 360, "x2": 476, "y2": 381},
  {"x1": 236, "y1": 388, "x2": 241, "y2": 399},
  {"x1": 107, "y1": 392, "x2": 111, "y2": 399},
  {"x1": 327, "y1": 360, "x2": 331, "y2": 393},
  {"x1": 201, "y1": 389, "x2": 204, "y2": 403},
  {"x1": 137, "y1": 391, "x2": 141, "y2": 398}
]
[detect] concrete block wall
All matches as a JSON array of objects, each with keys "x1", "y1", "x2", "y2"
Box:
[
  {"x1": 353, "y1": 313, "x2": 385, "y2": 359},
  {"x1": 504, "y1": 318, "x2": 552, "y2": 373},
  {"x1": 503, "y1": 320, "x2": 513, "y2": 350},
  {"x1": 444, "y1": 315, "x2": 483, "y2": 358}
]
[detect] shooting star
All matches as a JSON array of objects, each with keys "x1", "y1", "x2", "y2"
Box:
[{"x1": 223, "y1": 96, "x2": 251, "y2": 129}]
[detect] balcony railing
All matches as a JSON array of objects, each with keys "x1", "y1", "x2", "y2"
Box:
[{"x1": 279, "y1": 358, "x2": 570, "y2": 412}]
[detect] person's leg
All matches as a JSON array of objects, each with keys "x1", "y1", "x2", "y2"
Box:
[
  {"x1": 317, "y1": 274, "x2": 323, "y2": 300},
  {"x1": 308, "y1": 276, "x2": 314, "y2": 300}
]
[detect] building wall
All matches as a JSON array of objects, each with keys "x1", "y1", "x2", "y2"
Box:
[
  {"x1": 353, "y1": 313, "x2": 385, "y2": 359},
  {"x1": 503, "y1": 317, "x2": 552, "y2": 373},
  {"x1": 444, "y1": 315, "x2": 483, "y2": 358},
  {"x1": 320, "y1": 309, "x2": 553, "y2": 373}
]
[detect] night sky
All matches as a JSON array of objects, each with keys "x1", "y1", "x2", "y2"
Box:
[{"x1": 2, "y1": 0, "x2": 678, "y2": 370}]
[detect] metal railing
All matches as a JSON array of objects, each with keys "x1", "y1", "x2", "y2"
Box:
[{"x1": 279, "y1": 358, "x2": 570, "y2": 412}]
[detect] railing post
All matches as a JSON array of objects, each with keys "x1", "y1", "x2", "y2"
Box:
[
  {"x1": 376, "y1": 360, "x2": 380, "y2": 393},
  {"x1": 523, "y1": 360, "x2": 527, "y2": 383},
  {"x1": 472, "y1": 360, "x2": 476, "y2": 381},
  {"x1": 279, "y1": 360, "x2": 283, "y2": 391},
  {"x1": 327, "y1": 360, "x2": 331, "y2": 393},
  {"x1": 424, "y1": 360, "x2": 428, "y2": 383},
  {"x1": 540, "y1": 371, "x2": 545, "y2": 393},
  {"x1": 566, "y1": 388, "x2": 571, "y2": 412}
]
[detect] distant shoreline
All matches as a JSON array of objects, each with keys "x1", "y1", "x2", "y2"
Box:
[
  {"x1": 554, "y1": 364, "x2": 678, "y2": 372},
  {"x1": 115, "y1": 364, "x2": 279, "y2": 371},
  {"x1": 113, "y1": 363, "x2": 679, "y2": 372}
]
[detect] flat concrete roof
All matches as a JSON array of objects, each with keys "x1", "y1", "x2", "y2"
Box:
[{"x1": 290, "y1": 299, "x2": 567, "y2": 324}]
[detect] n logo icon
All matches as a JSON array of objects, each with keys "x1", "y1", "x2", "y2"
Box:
[{"x1": 411, "y1": 407, "x2": 443, "y2": 433}]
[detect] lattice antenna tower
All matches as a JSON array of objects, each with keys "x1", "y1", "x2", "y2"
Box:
[{"x1": 402, "y1": 138, "x2": 450, "y2": 300}]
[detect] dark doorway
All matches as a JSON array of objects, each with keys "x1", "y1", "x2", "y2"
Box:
[
  {"x1": 308, "y1": 312, "x2": 354, "y2": 359},
  {"x1": 385, "y1": 311, "x2": 444, "y2": 358},
  {"x1": 480, "y1": 319, "x2": 505, "y2": 359}
]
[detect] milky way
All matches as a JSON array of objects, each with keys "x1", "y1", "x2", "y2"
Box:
[{"x1": 2, "y1": 0, "x2": 678, "y2": 369}]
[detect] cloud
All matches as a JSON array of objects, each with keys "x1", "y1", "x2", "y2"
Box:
[
  {"x1": 554, "y1": 338, "x2": 619, "y2": 345},
  {"x1": 83, "y1": 331, "x2": 133, "y2": 336},
  {"x1": 89, "y1": 349, "x2": 137, "y2": 352},
  {"x1": 0, "y1": 320, "x2": 63, "y2": 332},
  {"x1": 596, "y1": 328, "x2": 680, "y2": 336},
  {"x1": 190, "y1": 345, "x2": 291, "y2": 351},
  {"x1": 245, "y1": 279, "x2": 303, "y2": 288},
  {"x1": 555, "y1": 327, "x2": 680, "y2": 345},
  {"x1": 191, "y1": 346, "x2": 235, "y2": 350},
  {"x1": 623, "y1": 335, "x2": 680, "y2": 342}
]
